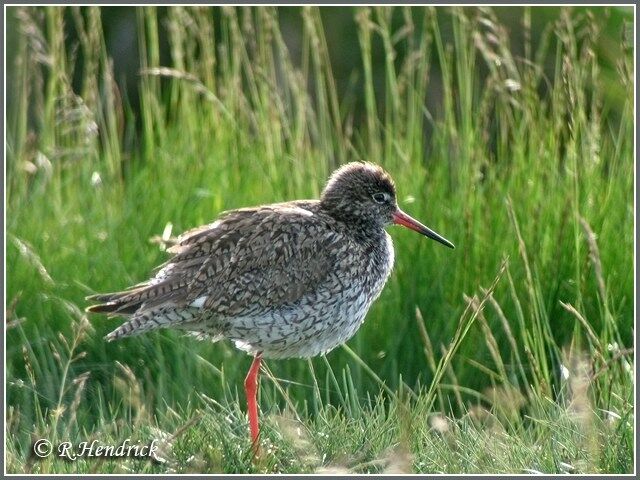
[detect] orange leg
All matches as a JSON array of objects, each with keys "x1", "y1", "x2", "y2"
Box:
[{"x1": 244, "y1": 354, "x2": 262, "y2": 454}]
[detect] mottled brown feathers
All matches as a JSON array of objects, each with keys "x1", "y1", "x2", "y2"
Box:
[
  {"x1": 88, "y1": 201, "x2": 348, "y2": 322},
  {"x1": 87, "y1": 163, "x2": 401, "y2": 357}
]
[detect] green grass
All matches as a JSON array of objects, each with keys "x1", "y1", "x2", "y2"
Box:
[{"x1": 5, "y1": 6, "x2": 634, "y2": 474}]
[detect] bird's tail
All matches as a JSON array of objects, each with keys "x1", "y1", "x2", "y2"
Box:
[
  {"x1": 85, "y1": 289, "x2": 147, "y2": 316},
  {"x1": 104, "y1": 315, "x2": 155, "y2": 341},
  {"x1": 86, "y1": 284, "x2": 213, "y2": 341},
  {"x1": 86, "y1": 288, "x2": 165, "y2": 341},
  {"x1": 89, "y1": 298, "x2": 203, "y2": 342},
  {"x1": 103, "y1": 306, "x2": 214, "y2": 342}
]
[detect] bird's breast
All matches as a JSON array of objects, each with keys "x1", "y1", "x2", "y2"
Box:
[{"x1": 226, "y1": 232, "x2": 395, "y2": 359}]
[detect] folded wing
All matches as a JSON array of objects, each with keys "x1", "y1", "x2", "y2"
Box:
[{"x1": 87, "y1": 202, "x2": 345, "y2": 325}]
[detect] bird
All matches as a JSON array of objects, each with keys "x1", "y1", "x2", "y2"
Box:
[{"x1": 86, "y1": 162, "x2": 454, "y2": 452}]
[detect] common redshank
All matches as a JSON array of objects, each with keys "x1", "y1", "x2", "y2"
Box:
[{"x1": 87, "y1": 162, "x2": 454, "y2": 451}]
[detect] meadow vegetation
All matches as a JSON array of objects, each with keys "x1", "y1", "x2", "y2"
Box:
[{"x1": 5, "y1": 6, "x2": 634, "y2": 473}]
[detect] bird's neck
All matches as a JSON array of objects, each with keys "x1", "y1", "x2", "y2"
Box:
[{"x1": 320, "y1": 201, "x2": 385, "y2": 245}]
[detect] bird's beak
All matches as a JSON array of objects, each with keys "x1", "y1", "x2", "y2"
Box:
[{"x1": 393, "y1": 209, "x2": 455, "y2": 249}]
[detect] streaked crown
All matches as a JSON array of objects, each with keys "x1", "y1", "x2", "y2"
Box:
[{"x1": 320, "y1": 162, "x2": 398, "y2": 231}]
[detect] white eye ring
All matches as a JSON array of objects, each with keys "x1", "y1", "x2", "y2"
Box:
[{"x1": 372, "y1": 192, "x2": 388, "y2": 204}]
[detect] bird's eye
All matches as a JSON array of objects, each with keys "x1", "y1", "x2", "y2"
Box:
[{"x1": 372, "y1": 192, "x2": 388, "y2": 204}]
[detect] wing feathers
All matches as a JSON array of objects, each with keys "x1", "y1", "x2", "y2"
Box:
[{"x1": 87, "y1": 201, "x2": 346, "y2": 324}]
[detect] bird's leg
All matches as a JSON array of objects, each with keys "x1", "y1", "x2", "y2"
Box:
[{"x1": 244, "y1": 353, "x2": 262, "y2": 454}]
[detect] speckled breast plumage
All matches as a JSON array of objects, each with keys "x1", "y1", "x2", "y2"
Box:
[{"x1": 198, "y1": 232, "x2": 395, "y2": 359}]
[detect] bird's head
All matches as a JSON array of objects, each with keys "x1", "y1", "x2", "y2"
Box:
[{"x1": 320, "y1": 162, "x2": 454, "y2": 248}]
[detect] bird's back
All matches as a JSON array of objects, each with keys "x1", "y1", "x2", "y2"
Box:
[{"x1": 88, "y1": 199, "x2": 394, "y2": 356}]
